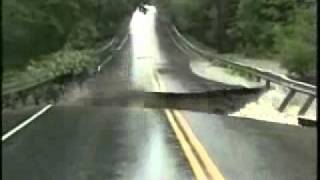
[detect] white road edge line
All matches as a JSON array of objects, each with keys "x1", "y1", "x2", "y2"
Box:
[
  {"x1": 97, "y1": 56, "x2": 113, "y2": 72},
  {"x1": 2, "y1": 34, "x2": 129, "y2": 141},
  {"x1": 2, "y1": 104, "x2": 53, "y2": 142}
]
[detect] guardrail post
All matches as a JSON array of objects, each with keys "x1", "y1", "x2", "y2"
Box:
[
  {"x1": 298, "y1": 95, "x2": 315, "y2": 116},
  {"x1": 4, "y1": 95, "x2": 13, "y2": 109},
  {"x1": 298, "y1": 116, "x2": 316, "y2": 127},
  {"x1": 18, "y1": 91, "x2": 27, "y2": 105},
  {"x1": 256, "y1": 76, "x2": 261, "y2": 82},
  {"x1": 278, "y1": 89, "x2": 296, "y2": 112},
  {"x1": 10, "y1": 93, "x2": 18, "y2": 109},
  {"x1": 33, "y1": 89, "x2": 41, "y2": 105},
  {"x1": 171, "y1": 23, "x2": 316, "y2": 100},
  {"x1": 266, "y1": 80, "x2": 271, "y2": 89}
]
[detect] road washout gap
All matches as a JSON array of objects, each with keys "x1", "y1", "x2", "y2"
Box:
[
  {"x1": 73, "y1": 88, "x2": 265, "y2": 115},
  {"x1": 166, "y1": 20, "x2": 317, "y2": 126}
]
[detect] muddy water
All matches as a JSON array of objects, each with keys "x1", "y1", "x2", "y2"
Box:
[
  {"x1": 230, "y1": 84, "x2": 316, "y2": 125},
  {"x1": 190, "y1": 57, "x2": 316, "y2": 125}
]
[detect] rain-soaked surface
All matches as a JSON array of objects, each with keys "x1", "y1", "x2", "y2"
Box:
[
  {"x1": 2, "y1": 5, "x2": 317, "y2": 180},
  {"x1": 189, "y1": 56, "x2": 317, "y2": 125},
  {"x1": 3, "y1": 107, "x2": 193, "y2": 180},
  {"x1": 2, "y1": 7, "x2": 195, "y2": 180},
  {"x1": 188, "y1": 52, "x2": 317, "y2": 125},
  {"x1": 181, "y1": 110, "x2": 316, "y2": 180},
  {"x1": 130, "y1": 6, "x2": 159, "y2": 92}
]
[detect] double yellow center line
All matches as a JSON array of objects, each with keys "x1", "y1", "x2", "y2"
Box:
[{"x1": 151, "y1": 71, "x2": 225, "y2": 180}]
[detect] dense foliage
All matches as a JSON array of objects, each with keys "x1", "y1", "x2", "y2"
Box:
[
  {"x1": 273, "y1": 6, "x2": 316, "y2": 79},
  {"x1": 158, "y1": 0, "x2": 239, "y2": 52},
  {"x1": 227, "y1": 0, "x2": 316, "y2": 81},
  {"x1": 230, "y1": 0, "x2": 295, "y2": 56},
  {"x1": 3, "y1": 0, "x2": 316, "y2": 82},
  {"x1": 3, "y1": 0, "x2": 141, "y2": 69},
  {"x1": 159, "y1": 0, "x2": 316, "y2": 81}
]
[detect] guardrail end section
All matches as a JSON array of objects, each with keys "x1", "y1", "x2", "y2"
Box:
[{"x1": 298, "y1": 116, "x2": 317, "y2": 127}]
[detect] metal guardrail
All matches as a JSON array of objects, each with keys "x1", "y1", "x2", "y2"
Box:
[
  {"x1": 170, "y1": 25, "x2": 316, "y2": 97},
  {"x1": 2, "y1": 74, "x2": 56, "y2": 95},
  {"x1": 2, "y1": 15, "x2": 133, "y2": 97},
  {"x1": 169, "y1": 24, "x2": 317, "y2": 117},
  {"x1": 2, "y1": 14, "x2": 132, "y2": 112},
  {"x1": 96, "y1": 38, "x2": 116, "y2": 54},
  {"x1": 2, "y1": 39, "x2": 116, "y2": 96},
  {"x1": 2, "y1": 16, "x2": 133, "y2": 97}
]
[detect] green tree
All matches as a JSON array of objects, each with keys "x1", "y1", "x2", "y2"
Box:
[
  {"x1": 273, "y1": 6, "x2": 316, "y2": 80},
  {"x1": 3, "y1": 0, "x2": 141, "y2": 69},
  {"x1": 229, "y1": 0, "x2": 295, "y2": 56},
  {"x1": 158, "y1": 0, "x2": 240, "y2": 52}
]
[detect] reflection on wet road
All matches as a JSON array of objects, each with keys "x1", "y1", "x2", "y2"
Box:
[
  {"x1": 130, "y1": 6, "x2": 158, "y2": 91},
  {"x1": 2, "y1": 5, "x2": 317, "y2": 180},
  {"x1": 3, "y1": 107, "x2": 193, "y2": 180},
  {"x1": 3, "y1": 6, "x2": 195, "y2": 180}
]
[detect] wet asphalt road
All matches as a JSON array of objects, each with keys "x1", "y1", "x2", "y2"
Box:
[
  {"x1": 2, "y1": 35, "x2": 194, "y2": 179},
  {"x1": 3, "y1": 107, "x2": 193, "y2": 180},
  {"x1": 182, "y1": 111, "x2": 317, "y2": 180},
  {"x1": 154, "y1": 21, "x2": 241, "y2": 93},
  {"x1": 2, "y1": 7, "x2": 317, "y2": 180},
  {"x1": 154, "y1": 16, "x2": 316, "y2": 180},
  {"x1": 2, "y1": 106, "x2": 44, "y2": 134}
]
